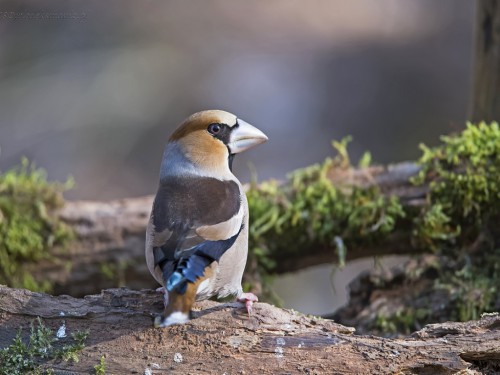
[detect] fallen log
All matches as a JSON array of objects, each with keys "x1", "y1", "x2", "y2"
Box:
[
  {"x1": 41, "y1": 162, "x2": 426, "y2": 296},
  {"x1": 0, "y1": 286, "x2": 498, "y2": 374}
]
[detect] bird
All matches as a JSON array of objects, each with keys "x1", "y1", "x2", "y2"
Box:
[{"x1": 145, "y1": 109, "x2": 268, "y2": 327}]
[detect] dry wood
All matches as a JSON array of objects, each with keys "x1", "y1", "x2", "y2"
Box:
[
  {"x1": 0, "y1": 286, "x2": 498, "y2": 374},
  {"x1": 38, "y1": 162, "x2": 426, "y2": 296}
]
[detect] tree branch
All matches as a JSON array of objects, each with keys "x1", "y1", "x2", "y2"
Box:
[
  {"x1": 34, "y1": 162, "x2": 427, "y2": 296},
  {"x1": 0, "y1": 286, "x2": 498, "y2": 374}
]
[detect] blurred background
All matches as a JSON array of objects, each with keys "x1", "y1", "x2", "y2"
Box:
[{"x1": 0, "y1": 1, "x2": 475, "y2": 314}]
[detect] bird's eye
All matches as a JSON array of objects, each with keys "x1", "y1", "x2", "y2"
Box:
[{"x1": 208, "y1": 123, "x2": 222, "y2": 135}]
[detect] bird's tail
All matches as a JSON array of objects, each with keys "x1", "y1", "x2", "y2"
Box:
[{"x1": 154, "y1": 281, "x2": 199, "y2": 327}]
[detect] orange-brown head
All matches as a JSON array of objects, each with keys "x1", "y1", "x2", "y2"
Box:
[{"x1": 162, "y1": 110, "x2": 268, "y2": 179}]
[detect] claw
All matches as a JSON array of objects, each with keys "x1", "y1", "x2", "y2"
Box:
[
  {"x1": 245, "y1": 300, "x2": 253, "y2": 316},
  {"x1": 237, "y1": 292, "x2": 258, "y2": 316}
]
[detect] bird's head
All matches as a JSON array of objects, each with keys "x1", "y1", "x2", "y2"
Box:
[{"x1": 164, "y1": 110, "x2": 268, "y2": 178}]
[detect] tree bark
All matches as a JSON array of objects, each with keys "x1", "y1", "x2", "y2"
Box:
[
  {"x1": 40, "y1": 162, "x2": 425, "y2": 297},
  {"x1": 470, "y1": 0, "x2": 500, "y2": 122},
  {"x1": 0, "y1": 286, "x2": 498, "y2": 374}
]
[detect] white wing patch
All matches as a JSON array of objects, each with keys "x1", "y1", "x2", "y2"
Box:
[{"x1": 195, "y1": 203, "x2": 244, "y2": 241}]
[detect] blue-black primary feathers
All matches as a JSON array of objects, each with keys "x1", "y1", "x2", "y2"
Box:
[{"x1": 164, "y1": 224, "x2": 243, "y2": 294}]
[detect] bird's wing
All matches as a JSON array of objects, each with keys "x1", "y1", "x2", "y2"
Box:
[{"x1": 145, "y1": 176, "x2": 244, "y2": 293}]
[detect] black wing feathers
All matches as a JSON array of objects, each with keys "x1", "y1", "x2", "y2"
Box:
[
  {"x1": 152, "y1": 176, "x2": 242, "y2": 294},
  {"x1": 153, "y1": 176, "x2": 240, "y2": 232},
  {"x1": 165, "y1": 225, "x2": 243, "y2": 294}
]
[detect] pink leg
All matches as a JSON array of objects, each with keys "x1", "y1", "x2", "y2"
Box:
[
  {"x1": 156, "y1": 286, "x2": 169, "y2": 307},
  {"x1": 237, "y1": 292, "x2": 258, "y2": 315}
]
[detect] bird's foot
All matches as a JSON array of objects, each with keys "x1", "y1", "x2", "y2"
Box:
[
  {"x1": 156, "y1": 287, "x2": 169, "y2": 307},
  {"x1": 237, "y1": 292, "x2": 258, "y2": 316}
]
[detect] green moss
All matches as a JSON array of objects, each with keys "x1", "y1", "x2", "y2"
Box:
[
  {"x1": 57, "y1": 330, "x2": 88, "y2": 363},
  {"x1": 411, "y1": 122, "x2": 500, "y2": 321},
  {"x1": 371, "y1": 122, "x2": 500, "y2": 331},
  {"x1": 412, "y1": 121, "x2": 500, "y2": 245},
  {"x1": 412, "y1": 203, "x2": 461, "y2": 250},
  {"x1": 437, "y1": 248, "x2": 500, "y2": 322},
  {"x1": 0, "y1": 158, "x2": 74, "y2": 292},
  {"x1": 248, "y1": 123, "x2": 500, "y2": 329},
  {"x1": 374, "y1": 308, "x2": 431, "y2": 336},
  {"x1": 0, "y1": 317, "x2": 88, "y2": 374},
  {"x1": 94, "y1": 356, "x2": 107, "y2": 375},
  {"x1": 247, "y1": 137, "x2": 405, "y2": 274}
]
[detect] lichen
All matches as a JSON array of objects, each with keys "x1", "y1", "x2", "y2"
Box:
[{"x1": 0, "y1": 158, "x2": 74, "y2": 292}]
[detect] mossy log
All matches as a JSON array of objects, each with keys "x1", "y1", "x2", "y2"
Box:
[
  {"x1": 41, "y1": 162, "x2": 426, "y2": 297},
  {"x1": 0, "y1": 286, "x2": 499, "y2": 374}
]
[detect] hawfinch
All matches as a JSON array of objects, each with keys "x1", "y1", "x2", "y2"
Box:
[{"x1": 146, "y1": 110, "x2": 268, "y2": 327}]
